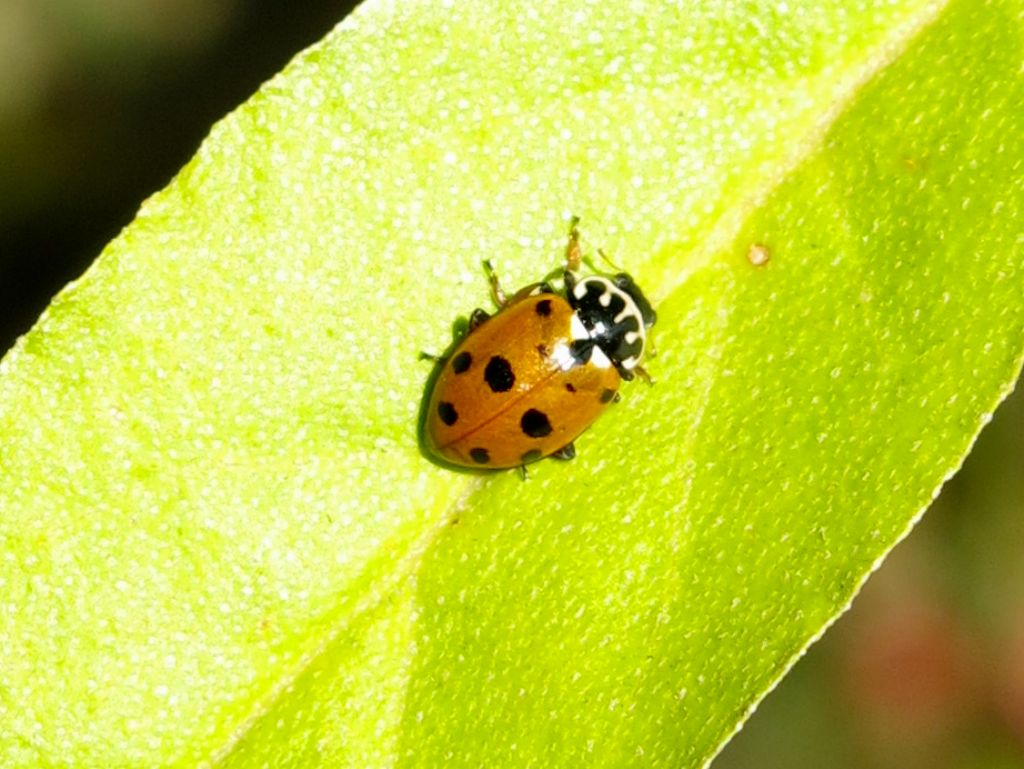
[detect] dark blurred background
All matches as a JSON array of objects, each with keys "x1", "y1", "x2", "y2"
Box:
[
  {"x1": 1, "y1": 3, "x2": 1022, "y2": 766},
  {"x1": 716, "y1": 385, "x2": 1024, "y2": 769},
  {"x1": 0, "y1": 0, "x2": 356, "y2": 351}
]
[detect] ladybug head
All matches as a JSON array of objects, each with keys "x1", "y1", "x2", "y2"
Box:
[{"x1": 566, "y1": 273, "x2": 656, "y2": 379}]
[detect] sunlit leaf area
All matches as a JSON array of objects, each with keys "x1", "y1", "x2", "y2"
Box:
[{"x1": 1, "y1": 1, "x2": 1022, "y2": 767}]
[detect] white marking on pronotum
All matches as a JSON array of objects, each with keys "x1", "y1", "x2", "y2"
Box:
[
  {"x1": 551, "y1": 342, "x2": 577, "y2": 372},
  {"x1": 599, "y1": 290, "x2": 611, "y2": 307},
  {"x1": 590, "y1": 345, "x2": 612, "y2": 369},
  {"x1": 613, "y1": 290, "x2": 641, "y2": 324},
  {"x1": 569, "y1": 313, "x2": 589, "y2": 340},
  {"x1": 573, "y1": 282, "x2": 588, "y2": 300},
  {"x1": 612, "y1": 289, "x2": 646, "y2": 351}
]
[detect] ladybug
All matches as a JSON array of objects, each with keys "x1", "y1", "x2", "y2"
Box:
[{"x1": 422, "y1": 220, "x2": 656, "y2": 470}]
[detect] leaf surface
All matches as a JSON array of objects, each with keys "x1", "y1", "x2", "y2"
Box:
[{"x1": 1, "y1": 0, "x2": 1022, "y2": 766}]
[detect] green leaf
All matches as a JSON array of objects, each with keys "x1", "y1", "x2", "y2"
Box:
[{"x1": 2, "y1": 0, "x2": 1022, "y2": 766}]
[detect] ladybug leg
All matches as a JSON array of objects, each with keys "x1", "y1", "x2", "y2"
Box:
[
  {"x1": 418, "y1": 350, "x2": 445, "y2": 362},
  {"x1": 562, "y1": 268, "x2": 577, "y2": 295},
  {"x1": 565, "y1": 216, "x2": 583, "y2": 274},
  {"x1": 468, "y1": 308, "x2": 491, "y2": 331},
  {"x1": 632, "y1": 364, "x2": 655, "y2": 385},
  {"x1": 550, "y1": 442, "x2": 577, "y2": 461},
  {"x1": 482, "y1": 260, "x2": 508, "y2": 308},
  {"x1": 517, "y1": 464, "x2": 529, "y2": 481}
]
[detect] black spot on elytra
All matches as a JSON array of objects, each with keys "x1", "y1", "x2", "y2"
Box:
[
  {"x1": 535, "y1": 298, "x2": 552, "y2": 316},
  {"x1": 484, "y1": 356, "x2": 515, "y2": 392},
  {"x1": 520, "y1": 408, "x2": 552, "y2": 438},
  {"x1": 600, "y1": 388, "x2": 617, "y2": 403},
  {"x1": 437, "y1": 401, "x2": 458, "y2": 426},
  {"x1": 451, "y1": 351, "x2": 472, "y2": 374},
  {"x1": 520, "y1": 449, "x2": 543, "y2": 464},
  {"x1": 470, "y1": 447, "x2": 490, "y2": 464},
  {"x1": 565, "y1": 383, "x2": 577, "y2": 393}
]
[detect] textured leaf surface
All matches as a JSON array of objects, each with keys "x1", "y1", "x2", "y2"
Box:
[{"x1": 1, "y1": 0, "x2": 1023, "y2": 766}]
